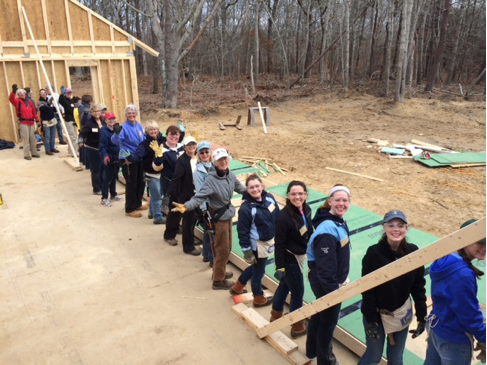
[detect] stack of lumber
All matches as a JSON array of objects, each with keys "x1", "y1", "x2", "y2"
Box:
[{"x1": 239, "y1": 156, "x2": 287, "y2": 177}]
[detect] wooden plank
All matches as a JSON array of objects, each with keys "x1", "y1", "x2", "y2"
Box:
[
  {"x1": 257, "y1": 102, "x2": 268, "y2": 134},
  {"x1": 64, "y1": 0, "x2": 74, "y2": 55},
  {"x1": 87, "y1": 9, "x2": 95, "y2": 54},
  {"x1": 40, "y1": 0, "x2": 51, "y2": 55},
  {"x1": 256, "y1": 218, "x2": 486, "y2": 338},
  {"x1": 389, "y1": 155, "x2": 413, "y2": 159},
  {"x1": 110, "y1": 24, "x2": 116, "y2": 55},
  {"x1": 450, "y1": 163, "x2": 486, "y2": 168},
  {"x1": 64, "y1": 157, "x2": 83, "y2": 171},
  {"x1": 17, "y1": 0, "x2": 29, "y2": 54},
  {"x1": 410, "y1": 139, "x2": 450, "y2": 151},
  {"x1": 325, "y1": 167, "x2": 384, "y2": 182},
  {"x1": 121, "y1": 60, "x2": 128, "y2": 106},
  {"x1": 129, "y1": 58, "x2": 139, "y2": 106}
]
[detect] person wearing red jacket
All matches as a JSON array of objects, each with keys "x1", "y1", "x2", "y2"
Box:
[{"x1": 8, "y1": 84, "x2": 40, "y2": 160}]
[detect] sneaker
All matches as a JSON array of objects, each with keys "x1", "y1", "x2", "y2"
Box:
[
  {"x1": 51, "y1": 148, "x2": 60, "y2": 153},
  {"x1": 148, "y1": 213, "x2": 153, "y2": 219},
  {"x1": 212, "y1": 279, "x2": 235, "y2": 290},
  {"x1": 59, "y1": 141, "x2": 68, "y2": 145},
  {"x1": 110, "y1": 195, "x2": 124, "y2": 201},
  {"x1": 125, "y1": 211, "x2": 142, "y2": 218},
  {"x1": 164, "y1": 238, "x2": 178, "y2": 246},
  {"x1": 185, "y1": 248, "x2": 201, "y2": 256},
  {"x1": 153, "y1": 218, "x2": 166, "y2": 225},
  {"x1": 101, "y1": 198, "x2": 112, "y2": 207},
  {"x1": 93, "y1": 191, "x2": 102, "y2": 195}
]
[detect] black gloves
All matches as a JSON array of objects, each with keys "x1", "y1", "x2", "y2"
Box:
[
  {"x1": 12, "y1": 84, "x2": 18, "y2": 93},
  {"x1": 365, "y1": 322, "x2": 380, "y2": 340},
  {"x1": 409, "y1": 322, "x2": 425, "y2": 339},
  {"x1": 113, "y1": 123, "x2": 122, "y2": 134}
]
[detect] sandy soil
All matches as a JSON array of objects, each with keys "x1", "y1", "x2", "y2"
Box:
[{"x1": 140, "y1": 78, "x2": 486, "y2": 238}]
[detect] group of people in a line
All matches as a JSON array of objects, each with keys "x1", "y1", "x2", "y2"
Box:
[{"x1": 9, "y1": 89, "x2": 485, "y2": 365}]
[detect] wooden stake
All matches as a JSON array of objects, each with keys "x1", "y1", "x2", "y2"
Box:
[
  {"x1": 257, "y1": 102, "x2": 268, "y2": 134},
  {"x1": 256, "y1": 218, "x2": 486, "y2": 338},
  {"x1": 325, "y1": 167, "x2": 384, "y2": 182}
]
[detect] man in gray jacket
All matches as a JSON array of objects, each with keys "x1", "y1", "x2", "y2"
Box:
[{"x1": 172, "y1": 148, "x2": 246, "y2": 289}]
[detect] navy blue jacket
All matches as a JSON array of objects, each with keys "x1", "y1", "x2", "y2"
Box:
[
  {"x1": 127, "y1": 132, "x2": 166, "y2": 174},
  {"x1": 166, "y1": 153, "x2": 196, "y2": 202},
  {"x1": 307, "y1": 208, "x2": 350, "y2": 295},
  {"x1": 98, "y1": 125, "x2": 120, "y2": 161},
  {"x1": 237, "y1": 190, "x2": 280, "y2": 251},
  {"x1": 160, "y1": 142, "x2": 185, "y2": 195}
]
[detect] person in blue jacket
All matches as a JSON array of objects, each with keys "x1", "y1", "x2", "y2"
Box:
[
  {"x1": 111, "y1": 104, "x2": 146, "y2": 217},
  {"x1": 305, "y1": 184, "x2": 351, "y2": 365},
  {"x1": 424, "y1": 219, "x2": 486, "y2": 365},
  {"x1": 98, "y1": 112, "x2": 123, "y2": 207},
  {"x1": 230, "y1": 174, "x2": 280, "y2": 307}
]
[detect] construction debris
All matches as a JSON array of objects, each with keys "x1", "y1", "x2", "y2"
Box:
[
  {"x1": 240, "y1": 156, "x2": 286, "y2": 177},
  {"x1": 219, "y1": 115, "x2": 243, "y2": 130}
]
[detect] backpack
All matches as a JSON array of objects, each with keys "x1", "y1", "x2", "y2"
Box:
[{"x1": 79, "y1": 104, "x2": 91, "y2": 127}]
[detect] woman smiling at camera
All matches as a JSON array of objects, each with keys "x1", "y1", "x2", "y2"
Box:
[
  {"x1": 306, "y1": 184, "x2": 352, "y2": 365},
  {"x1": 358, "y1": 210, "x2": 427, "y2": 365}
]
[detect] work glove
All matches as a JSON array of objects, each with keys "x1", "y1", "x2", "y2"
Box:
[
  {"x1": 119, "y1": 149, "x2": 130, "y2": 159},
  {"x1": 177, "y1": 121, "x2": 185, "y2": 132},
  {"x1": 243, "y1": 250, "x2": 257, "y2": 265},
  {"x1": 172, "y1": 202, "x2": 187, "y2": 214},
  {"x1": 12, "y1": 84, "x2": 18, "y2": 93},
  {"x1": 365, "y1": 322, "x2": 380, "y2": 340},
  {"x1": 103, "y1": 156, "x2": 110, "y2": 166},
  {"x1": 409, "y1": 322, "x2": 425, "y2": 339},
  {"x1": 161, "y1": 197, "x2": 170, "y2": 215},
  {"x1": 274, "y1": 268, "x2": 286, "y2": 282},
  {"x1": 113, "y1": 123, "x2": 123, "y2": 134},
  {"x1": 60, "y1": 85, "x2": 65, "y2": 94},
  {"x1": 149, "y1": 140, "x2": 163, "y2": 158},
  {"x1": 475, "y1": 342, "x2": 486, "y2": 364}
]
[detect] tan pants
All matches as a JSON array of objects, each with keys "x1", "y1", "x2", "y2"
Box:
[
  {"x1": 20, "y1": 123, "x2": 37, "y2": 158},
  {"x1": 212, "y1": 220, "x2": 233, "y2": 282}
]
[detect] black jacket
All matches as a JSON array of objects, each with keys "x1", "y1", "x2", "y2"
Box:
[
  {"x1": 361, "y1": 236, "x2": 427, "y2": 324},
  {"x1": 79, "y1": 116, "x2": 105, "y2": 149},
  {"x1": 274, "y1": 203, "x2": 314, "y2": 270},
  {"x1": 59, "y1": 94, "x2": 75, "y2": 122},
  {"x1": 167, "y1": 153, "x2": 195, "y2": 202},
  {"x1": 127, "y1": 132, "x2": 166, "y2": 174}
]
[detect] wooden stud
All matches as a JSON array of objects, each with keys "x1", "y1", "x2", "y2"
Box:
[
  {"x1": 3, "y1": 62, "x2": 19, "y2": 143},
  {"x1": 256, "y1": 218, "x2": 486, "y2": 338},
  {"x1": 64, "y1": 0, "x2": 74, "y2": 55},
  {"x1": 129, "y1": 57, "x2": 139, "y2": 107},
  {"x1": 450, "y1": 163, "x2": 486, "y2": 168},
  {"x1": 87, "y1": 9, "x2": 96, "y2": 55},
  {"x1": 110, "y1": 24, "x2": 116, "y2": 55},
  {"x1": 19, "y1": 61, "x2": 25, "y2": 87},
  {"x1": 325, "y1": 167, "x2": 384, "y2": 182},
  {"x1": 121, "y1": 60, "x2": 128, "y2": 106},
  {"x1": 17, "y1": 0, "x2": 29, "y2": 55},
  {"x1": 410, "y1": 139, "x2": 450, "y2": 151},
  {"x1": 40, "y1": 0, "x2": 51, "y2": 55},
  {"x1": 257, "y1": 102, "x2": 268, "y2": 134},
  {"x1": 108, "y1": 60, "x2": 115, "y2": 112}
]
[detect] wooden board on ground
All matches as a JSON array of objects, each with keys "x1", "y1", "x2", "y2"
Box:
[{"x1": 63, "y1": 157, "x2": 83, "y2": 171}]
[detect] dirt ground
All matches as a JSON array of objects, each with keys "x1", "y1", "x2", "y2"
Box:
[{"x1": 140, "y1": 77, "x2": 486, "y2": 238}]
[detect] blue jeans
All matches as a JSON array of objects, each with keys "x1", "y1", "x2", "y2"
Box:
[
  {"x1": 55, "y1": 113, "x2": 65, "y2": 142},
  {"x1": 272, "y1": 263, "x2": 305, "y2": 312},
  {"x1": 238, "y1": 252, "x2": 267, "y2": 296},
  {"x1": 202, "y1": 228, "x2": 214, "y2": 263},
  {"x1": 43, "y1": 125, "x2": 56, "y2": 152},
  {"x1": 101, "y1": 162, "x2": 119, "y2": 200},
  {"x1": 358, "y1": 316, "x2": 409, "y2": 365},
  {"x1": 148, "y1": 176, "x2": 163, "y2": 220},
  {"x1": 424, "y1": 327, "x2": 472, "y2": 365},
  {"x1": 306, "y1": 282, "x2": 341, "y2": 365},
  {"x1": 85, "y1": 147, "x2": 103, "y2": 193}
]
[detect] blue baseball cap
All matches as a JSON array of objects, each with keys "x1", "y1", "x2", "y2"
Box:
[
  {"x1": 383, "y1": 210, "x2": 408, "y2": 224},
  {"x1": 197, "y1": 141, "x2": 211, "y2": 152}
]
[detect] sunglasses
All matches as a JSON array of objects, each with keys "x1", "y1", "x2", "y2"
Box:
[{"x1": 199, "y1": 150, "x2": 210, "y2": 155}]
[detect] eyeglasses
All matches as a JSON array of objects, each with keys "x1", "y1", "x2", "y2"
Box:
[
  {"x1": 384, "y1": 223, "x2": 408, "y2": 229},
  {"x1": 199, "y1": 150, "x2": 210, "y2": 155},
  {"x1": 289, "y1": 192, "x2": 306, "y2": 196}
]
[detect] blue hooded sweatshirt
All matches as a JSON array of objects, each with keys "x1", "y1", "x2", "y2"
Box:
[{"x1": 429, "y1": 253, "x2": 486, "y2": 344}]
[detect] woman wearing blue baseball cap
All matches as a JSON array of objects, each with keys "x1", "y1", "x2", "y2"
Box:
[
  {"x1": 358, "y1": 210, "x2": 427, "y2": 365},
  {"x1": 424, "y1": 219, "x2": 486, "y2": 365}
]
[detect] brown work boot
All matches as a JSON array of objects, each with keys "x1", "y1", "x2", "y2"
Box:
[
  {"x1": 136, "y1": 204, "x2": 148, "y2": 211},
  {"x1": 270, "y1": 309, "x2": 283, "y2": 322},
  {"x1": 229, "y1": 280, "x2": 248, "y2": 295},
  {"x1": 290, "y1": 320, "x2": 307, "y2": 338},
  {"x1": 253, "y1": 295, "x2": 273, "y2": 308},
  {"x1": 212, "y1": 279, "x2": 235, "y2": 290},
  {"x1": 125, "y1": 211, "x2": 142, "y2": 218}
]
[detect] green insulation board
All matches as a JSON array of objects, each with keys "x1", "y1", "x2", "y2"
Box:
[
  {"x1": 229, "y1": 166, "x2": 485, "y2": 364},
  {"x1": 414, "y1": 152, "x2": 486, "y2": 167}
]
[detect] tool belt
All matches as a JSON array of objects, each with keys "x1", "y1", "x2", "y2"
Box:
[{"x1": 19, "y1": 118, "x2": 35, "y2": 122}]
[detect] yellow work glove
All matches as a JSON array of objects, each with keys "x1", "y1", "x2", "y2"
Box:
[
  {"x1": 171, "y1": 202, "x2": 187, "y2": 214},
  {"x1": 149, "y1": 140, "x2": 163, "y2": 158}
]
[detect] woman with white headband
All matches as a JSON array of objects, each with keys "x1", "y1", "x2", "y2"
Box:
[{"x1": 306, "y1": 184, "x2": 351, "y2": 364}]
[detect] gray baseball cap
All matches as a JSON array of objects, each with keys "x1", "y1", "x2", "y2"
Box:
[{"x1": 383, "y1": 210, "x2": 408, "y2": 224}]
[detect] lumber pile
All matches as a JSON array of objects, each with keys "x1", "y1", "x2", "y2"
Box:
[{"x1": 240, "y1": 156, "x2": 287, "y2": 177}]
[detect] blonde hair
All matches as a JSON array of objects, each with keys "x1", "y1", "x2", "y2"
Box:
[{"x1": 144, "y1": 120, "x2": 159, "y2": 134}]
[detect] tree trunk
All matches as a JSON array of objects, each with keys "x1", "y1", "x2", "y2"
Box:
[
  {"x1": 395, "y1": 0, "x2": 411, "y2": 102},
  {"x1": 425, "y1": 0, "x2": 452, "y2": 92},
  {"x1": 384, "y1": 0, "x2": 394, "y2": 97},
  {"x1": 343, "y1": 0, "x2": 350, "y2": 91},
  {"x1": 446, "y1": 0, "x2": 466, "y2": 85},
  {"x1": 254, "y1": 0, "x2": 260, "y2": 85}
]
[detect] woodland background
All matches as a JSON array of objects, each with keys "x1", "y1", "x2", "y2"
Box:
[{"x1": 76, "y1": 0, "x2": 486, "y2": 108}]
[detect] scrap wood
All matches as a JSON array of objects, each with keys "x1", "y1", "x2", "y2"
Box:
[
  {"x1": 325, "y1": 167, "x2": 384, "y2": 182},
  {"x1": 389, "y1": 155, "x2": 414, "y2": 159},
  {"x1": 450, "y1": 163, "x2": 486, "y2": 168},
  {"x1": 410, "y1": 139, "x2": 451, "y2": 151},
  {"x1": 272, "y1": 163, "x2": 286, "y2": 175}
]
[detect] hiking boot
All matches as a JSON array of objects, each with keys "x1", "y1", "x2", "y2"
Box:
[
  {"x1": 270, "y1": 309, "x2": 283, "y2": 322},
  {"x1": 212, "y1": 279, "x2": 235, "y2": 290},
  {"x1": 229, "y1": 280, "x2": 248, "y2": 295},
  {"x1": 46, "y1": 151, "x2": 54, "y2": 155},
  {"x1": 153, "y1": 218, "x2": 166, "y2": 225},
  {"x1": 185, "y1": 248, "x2": 201, "y2": 256},
  {"x1": 253, "y1": 295, "x2": 274, "y2": 308},
  {"x1": 51, "y1": 148, "x2": 60, "y2": 153},
  {"x1": 136, "y1": 204, "x2": 148, "y2": 211},
  {"x1": 101, "y1": 198, "x2": 112, "y2": 207},
  {"x1": 125, "y1": 211, "x2": 142, "y2": 218},
  {"x1": 291, "y1": 320, "x2": 307, "y2": 339},
  {"x1": 164, "y1": 238, "x2": 178, "y2": 246}
]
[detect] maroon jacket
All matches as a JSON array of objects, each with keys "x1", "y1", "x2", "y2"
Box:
[{"x1": 9, "y1": 92, "x2": 39, "y2": 125}]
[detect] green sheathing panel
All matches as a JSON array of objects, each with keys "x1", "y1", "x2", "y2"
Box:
[{"x1": 431, "y1": 152, "x2": 486, "y2": 164}]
